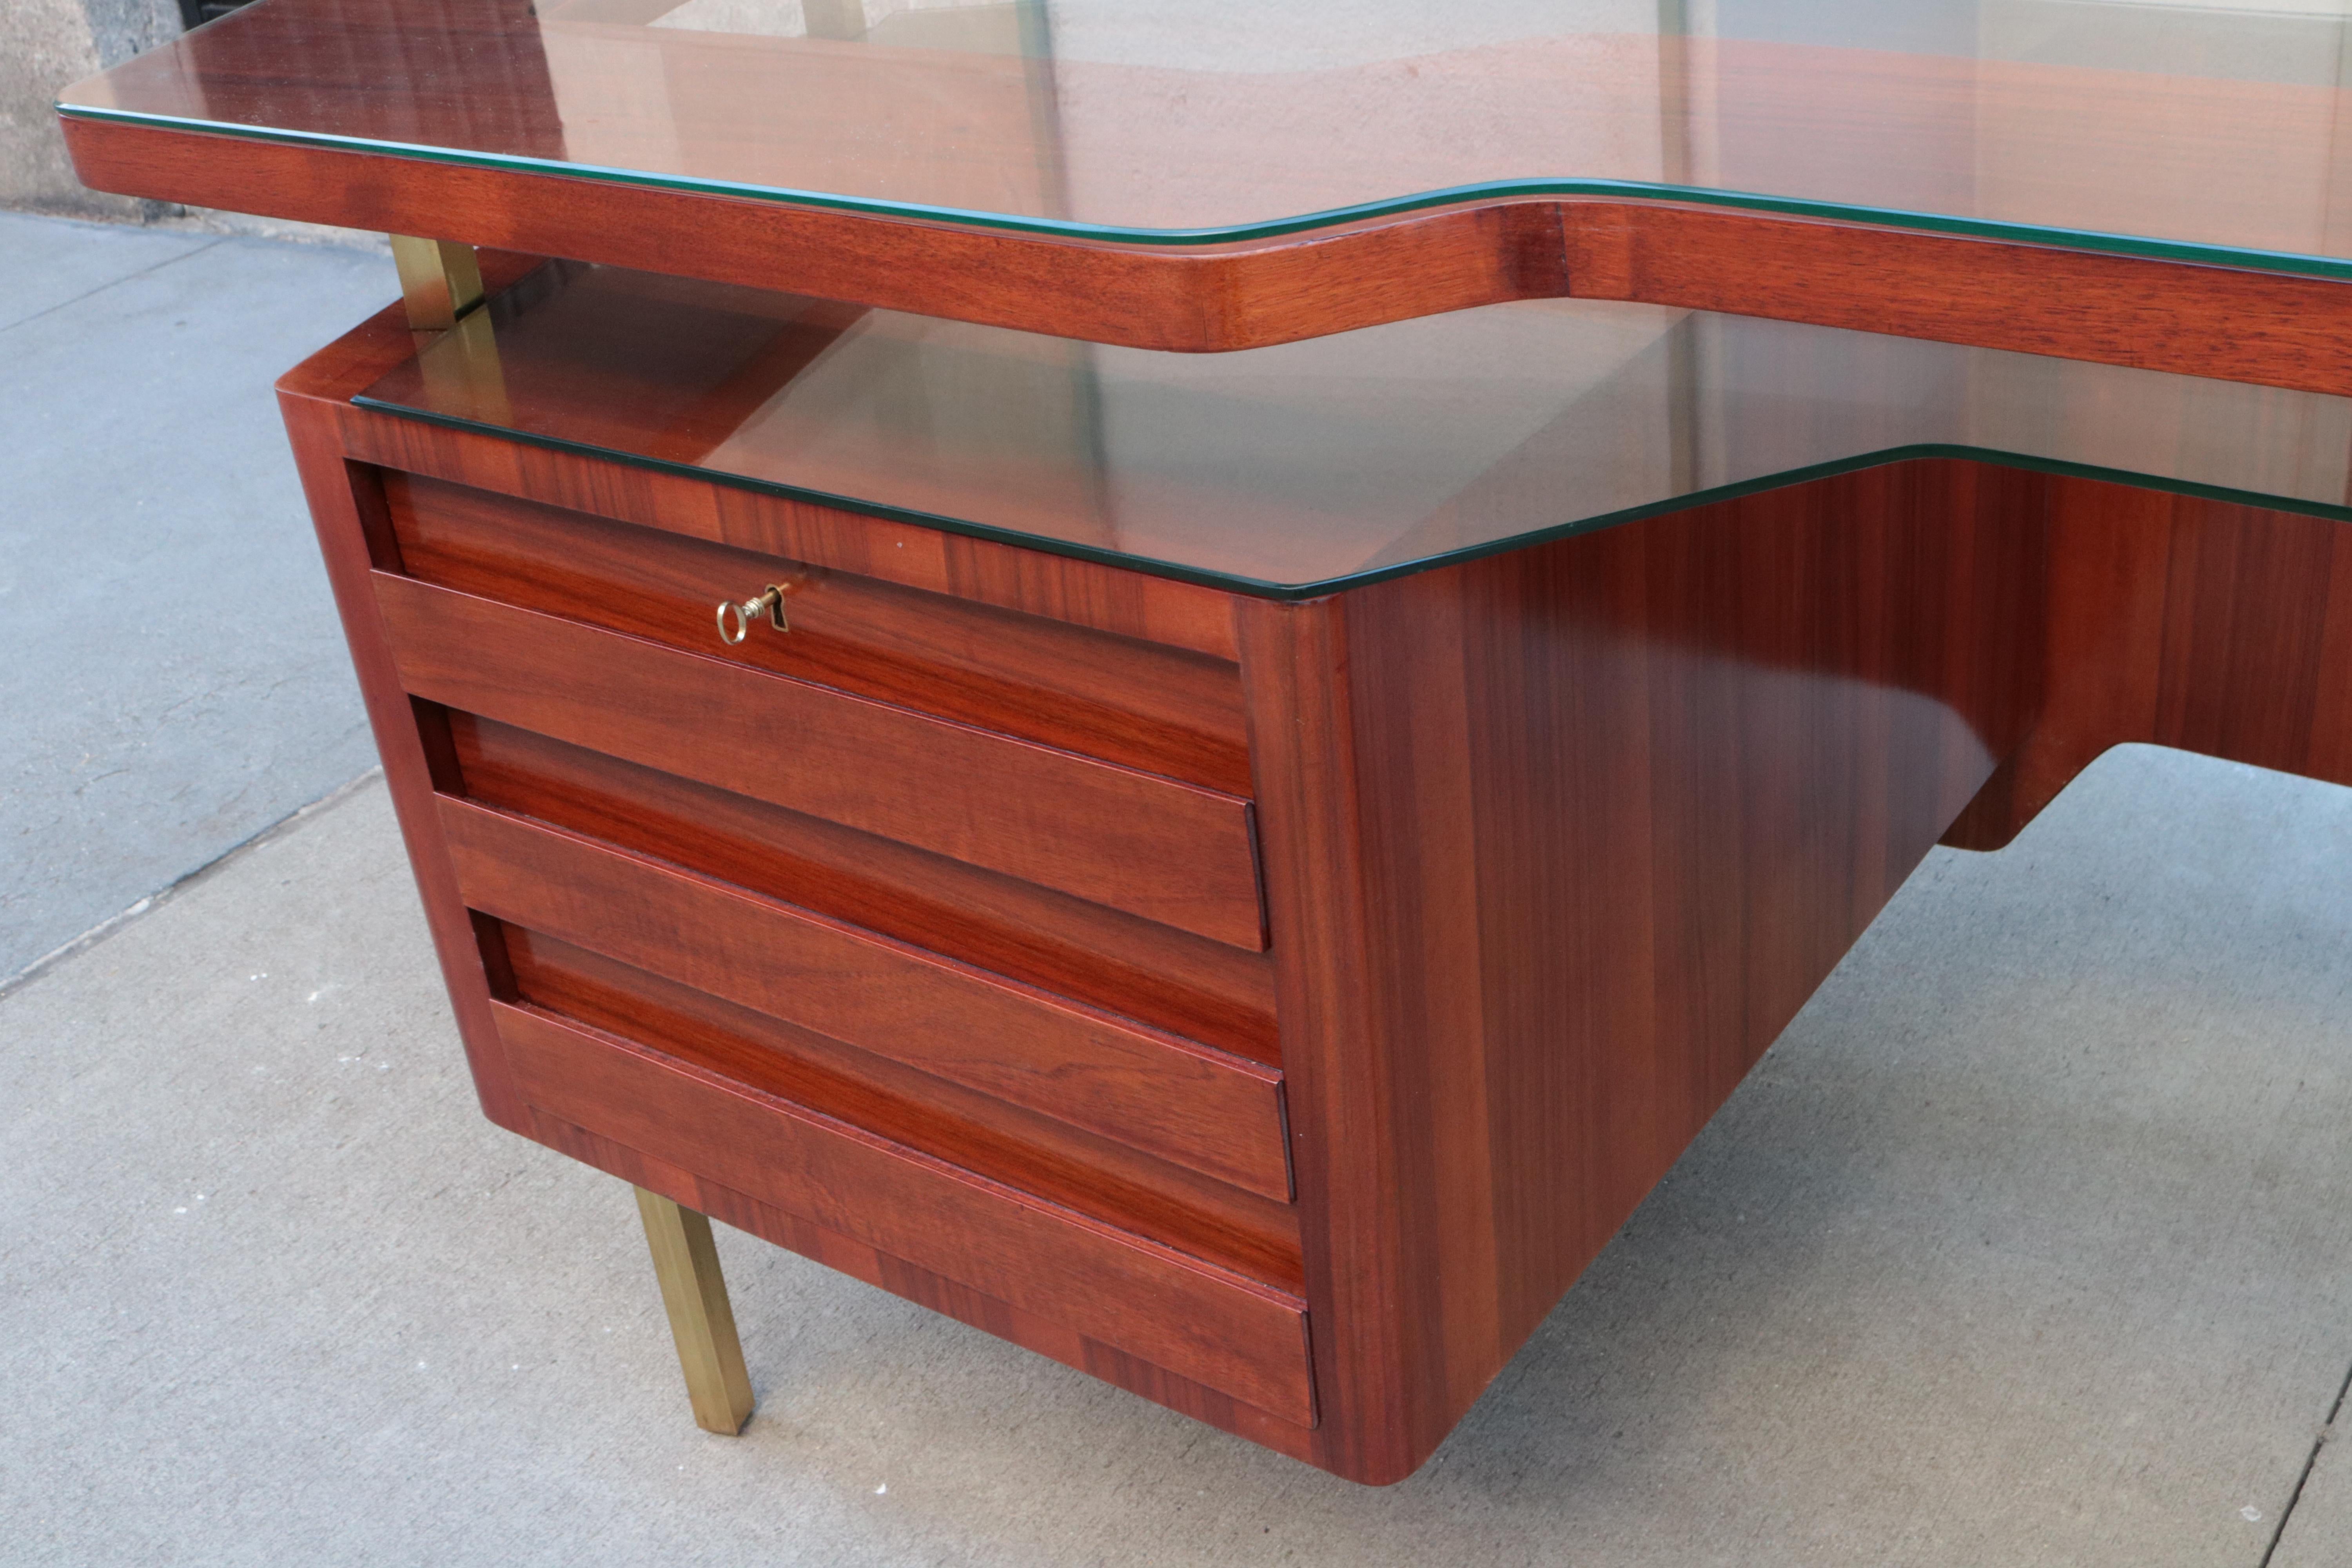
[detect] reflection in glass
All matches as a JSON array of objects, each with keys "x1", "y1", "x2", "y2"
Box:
[
  {"x1": 359, "y1": 260, "x2": 2352, "y2": 596},
  {"x1": 50, "y1": 0, "x2": 2352, "y2": 270}
]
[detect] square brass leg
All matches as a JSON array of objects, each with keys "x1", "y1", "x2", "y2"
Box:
[
  {"x1": 388, "y1": 234, "x2": 484, "y2": 330},
  {"x1": 634, "y1": 1187, "x2": 756, "y2": 1435}
]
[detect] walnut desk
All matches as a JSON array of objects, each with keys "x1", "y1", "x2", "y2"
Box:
[{"x1": 58, "y1": 0, "x2": 2352, "y2": 1485}]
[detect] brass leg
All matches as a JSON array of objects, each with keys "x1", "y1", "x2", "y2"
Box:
[
  {"x1": 388, "y1": 234, "x2": 484, "y2": 330},
  {"x1": 388, "y1": 232, "x2": 511, "y2": 422},
  {"x1": 634, "y1": 1187, "x2": 756, "y2": 1435}
]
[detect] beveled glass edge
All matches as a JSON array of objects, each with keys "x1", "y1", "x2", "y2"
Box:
[
  {"x1": 347, "y1": 392, "x2": 2352, "y2": 601},
  {"x1": 57, "y1": 99, "x2": 2352, "y2": 282}
]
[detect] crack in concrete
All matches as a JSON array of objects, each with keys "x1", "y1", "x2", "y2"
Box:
[
  {"x1": 0, "y1": 767, "x2": 383, "y2": 1001},
  {"x1": 2259, "y1": 1354, "x2": 2352, "y2": 1566},
  {"x1": 0, "y1": 235, "x2": 228, "y2": 338}
]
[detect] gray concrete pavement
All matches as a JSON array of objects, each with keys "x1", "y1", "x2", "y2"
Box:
[
  {"x1": 0, "y1": 211, "x2": 392, "y2": 980},
  {"x1": 2280, "y1": 1385, "x2": 2352, "y2": 1568},
  {"x1": 4, "y1": 746, "x2": 2351, "y2": 1565}
]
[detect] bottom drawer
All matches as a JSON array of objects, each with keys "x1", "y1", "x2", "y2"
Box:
[{"x1": 492, "y1": 1000, "x2": 1317, "y2": 1427}]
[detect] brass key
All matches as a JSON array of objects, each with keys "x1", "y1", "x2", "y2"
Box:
[{"x1": 715, "y1": 583, "x2": 795, "y2": 644}]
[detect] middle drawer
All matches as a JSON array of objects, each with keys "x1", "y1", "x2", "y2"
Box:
[{"x1": 439, "y1": 796, "x2": 1293, "y2": 1201}]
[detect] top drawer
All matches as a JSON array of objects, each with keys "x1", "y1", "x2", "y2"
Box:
[
  {"x1": 383, "y1": 474, "x2": 1254, "y2": 797},
  {"x1": 368, "y1": 477, "x2": 1269, "y2": 950}
]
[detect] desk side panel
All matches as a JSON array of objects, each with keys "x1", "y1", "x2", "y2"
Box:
[
  {"x1": 277, "y1": 283, "x2": 544, "y2": 1132},
  {"x1": 1245, "y1": 458, "x2": 2046, "y2": 1483},
  {"x1": 1945, "y1": 476, "x2": 2352, "y2": 849}
]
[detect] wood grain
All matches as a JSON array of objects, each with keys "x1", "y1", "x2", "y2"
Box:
[
  {"x1": 273, "y1": 281, "x2": 547, "y2": 1134},
  {"x1": 442, "y1": 796, "x2": 1292, "y2": 1199},
  {"x1": 1945, "y1": 477, "x2": 2352, "y2": 849},
  {"x1": 535, "y1": 1109, "x2": 1320, "y2": 1460},
  {"x1": 277, "y1": 283, "x2": 1317, "y2": 1451},
  {"x1": 507, "y1": 929, "x2": 1302, "y2": 1289},
  {"x1": 388, "y1": 472, "x2": 1253, "y2": 795},
  {"x1": 60, "y1": 114, "x2": 1552, "y2": 354},
  {"x1": 267, "y1": 256, "x2": 2352, "y2": 1483},
  {"x1": 452, "y1": 715, "x2": 1279, "y2": 1063},
  {"x1": 372, "y1": 572, "x2": 1267, "y2": 947},
  {"x1": 1245, "y1": 459, "x2": 2044, "y2": 1482},
  {"x1": 66, "y1": 112, "x2": 2352, "y2": 395},
  {"x1": 337, "y1": 395, "x2": 1243, "y2": 659},
  {"x1": 495, "y1": 999, "x2": 1316, "y2": 1424},
  {"x1": 1562, "y1": 201, "x2": 2352, "y2": 399}
]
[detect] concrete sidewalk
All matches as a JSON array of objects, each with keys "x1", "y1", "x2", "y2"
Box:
[
  {"x1": 4, "y1": 211, "x2": 2351, "y2": 1564},
  {"x1": 0, "y1": 211, "x2": 391, "y2": 983}
]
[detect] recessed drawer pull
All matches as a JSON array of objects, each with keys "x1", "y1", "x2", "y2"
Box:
[{"x1": 715, "y1": 582, "x2": 799, "y2": 645}]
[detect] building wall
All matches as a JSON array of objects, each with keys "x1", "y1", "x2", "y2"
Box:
[{"x1": 1, "y1": 0, "x2": 180, "y2": 218}]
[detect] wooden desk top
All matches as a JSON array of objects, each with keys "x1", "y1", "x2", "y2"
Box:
[{"x1": 55, "y1": 0, "x2": 2352, "y2": 383}]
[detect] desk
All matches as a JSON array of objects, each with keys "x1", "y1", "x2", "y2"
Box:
[{"x1": 57, "y1": 0, "x2": 2352, "y2": 1485}]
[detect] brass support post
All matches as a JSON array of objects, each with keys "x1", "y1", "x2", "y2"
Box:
[
  {"x1": 388, "y1": 234, "x2": 485, "y2": 330},
  {"x1": 634, "y1": 1187, "x2": 756, "y2": 1435}
]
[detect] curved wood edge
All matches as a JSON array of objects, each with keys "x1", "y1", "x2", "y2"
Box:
[
  {"x1": 266, "y1": 254, "x2": 592, "y2": 1141},
  {"x1": 1944, "y1": 474, "x2": 2352, "y2": 851},
  {"x1": 69, "y1": 113, "x2": 2352, "y2": 391},
  {"x1": 278, "y1": 390, "x2": 535, "y2": 1133}
]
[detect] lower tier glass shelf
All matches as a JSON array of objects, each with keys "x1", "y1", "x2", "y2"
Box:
[{"x1": 356, "y1": 259, "x2": 2352, "y2": 599}]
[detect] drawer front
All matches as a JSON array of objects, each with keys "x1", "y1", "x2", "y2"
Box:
[
  {"x1": 386, "y1": 473, "x2": 1254, "y2": 796},
  {"x1": 502, "y1": 926, "x2": 1305, "y2": 1290},
  {"x1": 450, "y1": 715, "x2": 1281, "y2": 1065},
  {"x1": 495, "y1": 1000, "x2": 1316, "y2": 1426},
  {"x1": 375, "y1": 572, "x2": 1267, "y2": 949},
  {"x1": 348, "y1": 434, "x2": 1241, "y2": 660},
  {"x1": 443, "y1": 797, "x2": 1291, "y2": 1200}
]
